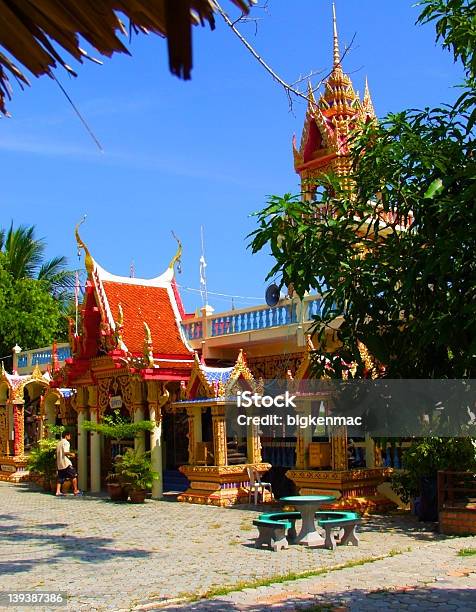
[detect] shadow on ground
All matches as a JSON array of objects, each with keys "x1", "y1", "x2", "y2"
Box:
[
  {"x1": 0, "y1": 511, "x2": 152, "y2": 575},
  {"x1": 156, "y1": 585, "x2": 476, "y2": 611}
]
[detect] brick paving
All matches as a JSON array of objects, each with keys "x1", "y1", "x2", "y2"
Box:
[{"x1": 0, "y1": 482, "x2": 474, "y2": 611}]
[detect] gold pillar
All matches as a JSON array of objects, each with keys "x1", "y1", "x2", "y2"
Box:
[
  {"x1": 331, "y1": 425, "x2": 348, "y2": 470},
  {"x1": 212, "y1": 405, "x2": 227, "y2": 467},
  {"x1": 0, "y1": 404, "x2": 8, "y2": 455},
  {"x1": 365, "y1": 433, "x2": 375, "y2": 468},
  {"x1": 88, "y1": 386, "x2": 101, "y2": 493},
  {"x1": 38, "y1": 395, "x2": 45, "y2": 440},
  {"x1": 186, "y1": 406, "x2": 202, "y2": 465},
  {"x1": 147, "y1": 381, "x2": 169, "y2": 500},
  {"x1": 295, "y1": 401, "x2": 313, "y2": 469},
  {"x1": 246, "y1": 407, "x2": 262, "y2": 464},
  {"x1": 12, "y1": 401, "x2": 24, "y2": 457}
]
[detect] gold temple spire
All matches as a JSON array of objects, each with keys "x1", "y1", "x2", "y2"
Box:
[
  {"x1": 143, "y1": 321, "x2": 154, "y2": 367},
  {"x1": 307, "y1": 79, "x2": 316, "y2": 106},
  {"x1": 115, "y1": 304, "x2": 128, "y2": 352},
  {"x1": 75, "y1": 216, "x2": 94, "y2": 276},
  {"x1": 168, "y1": 231, "x2": 182, "y2": 271},
  {"x1": 362, "y1": 76, "x2": 376, "y2": 118},
  {"x1": 332, "y1": 2, "x2": 341, "y2": 69}
]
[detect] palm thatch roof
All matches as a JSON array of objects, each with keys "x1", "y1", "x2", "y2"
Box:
[{"x1": 0, "y1": 0, "x2": 253, "y2": 115}]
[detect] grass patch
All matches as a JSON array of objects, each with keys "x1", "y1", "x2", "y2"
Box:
[
  {"x1": 458, "y1": 548, "x2": 476, "y2": 557},
  {"x1": 239, "y1": 520, "x2": 253, "y2": 532},
  {"x1": 189, "y1": 551, "x2": 406, "y2": 602}
]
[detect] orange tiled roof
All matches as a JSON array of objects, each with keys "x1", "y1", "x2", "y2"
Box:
[{"x1": 102, "y1": 281, "x2": 191, "y2": 357}]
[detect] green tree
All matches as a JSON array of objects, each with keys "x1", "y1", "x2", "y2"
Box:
[
  {"x1": 0, "y1": 223, "x2": 74, "y2": 298},
  {"x1": 249, "y1": 0, "x2": 476, "y2": 380},
  {"x1": 0, "y1": 271, "x2": 67, "y2": 358},
  {"x1": 0, "y1": 224, "x2": 74, "y2": 360}
]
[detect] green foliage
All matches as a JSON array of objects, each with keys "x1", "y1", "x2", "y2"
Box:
[
  {"x1": 0, "y1": 222, "x2": 75, "y2": 357},
  {"x1": 458, "y1": 548, "x2": 476, "y2": 556},
  {"x1": 0, "y1": 223, "x2": 75, "y2": 295},
  {"x1": 114, "y1": 448, "x2": 159, "y2": 491},
  {"x1": 82, "y1": 409, "x2": 154, "y2": 441},
  {"x1": 249, "y1": 1, "x2": 476, "y2": 380},
  {"x1": 391, "y1": 437, "x2": 476, "y2": 502},
  {"x1": 27, "y1": 438, "x2": 57, "y2": 480},
  {"x1": 0, "y1": 271, "x2": 67, "y2": 358}
]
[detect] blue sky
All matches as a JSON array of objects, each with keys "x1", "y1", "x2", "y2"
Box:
[{"x1": 0, "y1": 0, "x2": 463, "y2": 313}]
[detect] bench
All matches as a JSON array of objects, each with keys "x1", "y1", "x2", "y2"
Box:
[
  {"x1": 315, "y1": 511, "x2": 360, "y2": 550},
  {"x1": 252, "y1": 518, "x2": 292, "y2": 551},
  {"x1": 258, "y1": 512, "x2": 301, "y2": 543},
  {"x1": 254, "y1": 510, "x2": 360, "y2": 551}
]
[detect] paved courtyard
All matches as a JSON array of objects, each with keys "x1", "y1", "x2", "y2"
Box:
[{"x1": 0, "y1": 482, "x2": 474, "y2": 611}]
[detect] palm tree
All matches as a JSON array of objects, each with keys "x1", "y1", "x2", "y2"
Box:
[{"x1": 0, "y1": 223, "x2": 75, "y2": 299}]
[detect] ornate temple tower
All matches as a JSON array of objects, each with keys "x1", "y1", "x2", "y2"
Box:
[{"x1": 293, "y1": 3, "x2": 376, "y2": 200}]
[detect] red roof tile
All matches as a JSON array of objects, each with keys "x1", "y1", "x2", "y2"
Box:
[{"x1": 102, "y1": 281, "x2": 191, "y2": 356}]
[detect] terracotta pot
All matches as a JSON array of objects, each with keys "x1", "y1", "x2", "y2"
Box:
[
  {"x1": 62, "y1": 480, "x2": 72, "y2": 493},
  {"x1": 107, "y1": 482, "x2": 128, "y2": 502},
  {"x1": 129, "y1": 489, "x2": 147, "y2": 504}
]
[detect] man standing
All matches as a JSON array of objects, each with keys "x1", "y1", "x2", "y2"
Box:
[{"x1": 56, "y1": 432, "x2": 80, "y2": 496}]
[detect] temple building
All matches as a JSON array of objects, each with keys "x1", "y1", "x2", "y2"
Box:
[
  {"x1": 293, "y1": 3, "x2": 376, "y2": 198},
  {"x1": 0, "y1": 6, "x2": 398, "y2": 511}
]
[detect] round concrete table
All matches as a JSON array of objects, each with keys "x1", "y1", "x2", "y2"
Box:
[{"x1": 280, "y1": 495, "x2": 336, "y2": 547}]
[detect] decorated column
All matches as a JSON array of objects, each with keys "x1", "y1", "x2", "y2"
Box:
[
  {"x1": 88, "y1": 385, "x2": 101, "y2": 493},
  {"x1": 186, "y1": 405, "x2": 202, "y2": 464},
  {"x1": 0, "y1": 404, "x2": 8, "y2": 456},
  {"x1": 295, "y1": 400, "x2": 313, "y2": 469},
  {"x1": 12, "y1": 400, "x2": 24, "y2": 457},
  {"x1": 147, "y1": 381, "x2": 169, "y2": 499},
  {"x1": 365, "y1": 433, "x2": 375, "y2": 468},
  {"x1": 246, "y1": 406, "x2": 262, "y2": 464},
  {"x1": 37, "y1": 395, "x2": 45, "y2": 440},
  {"x1": 212, "y1": 405, "x2": 227, "y2": 466},
  {"x1": 331, "y1": 425, "x2": 348, "y2": 470}
]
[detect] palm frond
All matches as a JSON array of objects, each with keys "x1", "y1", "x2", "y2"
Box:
[
  {"x1": 0, "y1": 0, "x2": 254, "y2": 113},
  {"x1": 3, "y1": 223, "x2": 45, "y2": 279}
]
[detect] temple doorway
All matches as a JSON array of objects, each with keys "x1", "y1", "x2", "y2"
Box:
[
  {"x1": 163, "y1": 410, "x2": 188, "y2": 470},
  {"x1": 23, "y1": 382, "x2": 47, "y2": 453}
]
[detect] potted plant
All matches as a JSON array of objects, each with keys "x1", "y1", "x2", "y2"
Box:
[
  {"x1": 105, "y1": 468, "x2": 129, "y2": 502},
  {"x1": 27, "y1": 438, "x2": 58, "y2": 492},
  {"x1": 391, "y1": 437, "x2": 476, "y2": 521},
  {"x1": 82, "y1": 410, "x2": 155, "y2": 501},
  {"x1": 114, "y1": 448, "x2": 158, "y2": 503}
]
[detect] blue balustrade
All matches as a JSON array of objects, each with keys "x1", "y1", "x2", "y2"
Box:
[
  {"x1": 184, "y1": 297, "x2": 321, "y2": 339},
  {"x1": 57, "y1": 346, "x2": 71, "y2": 361},
  {"x1": 208, "y1": 302, "x2": 302, "y2": 337},
  {"x1": 306, "y1": 298, "x2": 322, "y2": 320},
  {"x1": 18, "y1": 354, "x2": 28, "y2": 368},
  {"x1": 181, "y1": 320, "x2": 203, "y2": 340},
  {"x1": 32, "y1": 350, "x2": 52, "y2": 365}
]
